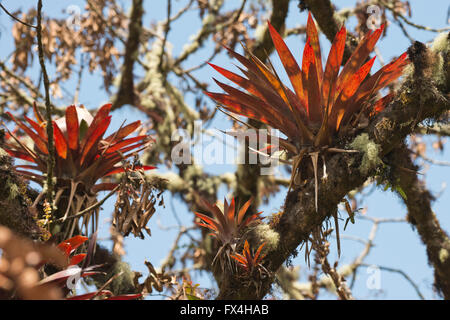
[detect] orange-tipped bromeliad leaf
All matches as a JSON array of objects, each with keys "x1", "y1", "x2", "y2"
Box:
[
  {"x1": 2, "y1": 103, "x2": 156, "y2": 226},
  {"x1": 194, "y1": 197, "x2": 262, "y2": 246},
  {"x1": 230, "y1": 240, "x2": 266, "y2": 272},
  {"x1": 206, "y1": 12, "x2": 409, "y2": 152}
]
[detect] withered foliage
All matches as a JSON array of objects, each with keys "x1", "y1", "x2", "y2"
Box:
[
  {"x1": 132, "y1": 260, "x2": 176, "y2": 295},
  {"x1": 112, "y1": 159, "x2": 164, "y2": 240},
  {"x1": 9, "y1": 0, "x2": 125, "y2": 97}
]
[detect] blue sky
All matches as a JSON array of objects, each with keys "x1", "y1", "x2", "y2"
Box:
[{"x1": 0, "y1": 0, "x2": 449, "y2": 299}]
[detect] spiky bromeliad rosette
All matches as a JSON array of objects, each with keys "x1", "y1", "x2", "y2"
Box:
[
  {"x1": 206, "y1": 13, "x2": 409, "y2": 210},
  {"x1": 3, "y1": 102, "x2": 155, "y2": 238}
]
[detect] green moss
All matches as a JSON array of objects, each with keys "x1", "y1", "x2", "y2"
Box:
[
  {"x1": 439, "y1": 248, "x2": 449, "y2": 263},
  {"x1": 349, "y1": 133, "x2": 382, "y2": 174},
  {"x1": 0, "y1": 147, "x2": 8, "y2": 157},
  {"x1": 431, "y1": 32, "x2": 450, "y2": 54},
  {"x1": 430, "y1": 32, "x2": 450, "y2": 87},
  {"x1": 6, "y1": 178, "x2": 19, "y2": 201},
  {"x1": 88, "y1": 260, "x2": 136, "y2": 295},
  {"x1": 253, "y1": 223, "x2": 280, "y2": 251}
]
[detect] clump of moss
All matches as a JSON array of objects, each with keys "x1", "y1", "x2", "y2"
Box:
[
  {"x1": 349, "y1": 133, "x2": 382, "y2": 174},
  {"x1": 439, "y1": 248, "x2": 449, "y2": 264},
  {"x1": 107, "y1": 261, "x2": 136, "y2": 295},
  {"x1": 431, "y1": 32, "x2": 450, "y2": 54},
  {"x1": 248, "y1": 223, "x2": 280, "y2": 252},
  {"x1": 6, "y1": 177, "x2": 20, "y2": 201},
  {"x1": 429, "y1": 32, "x2": 450, "y2": 87}
]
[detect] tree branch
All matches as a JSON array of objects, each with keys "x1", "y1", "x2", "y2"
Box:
[
  {"x1": 36, "y1": 0, "x2": 55, "y2": 211},
  {"x1": 388, "y1": 144, "x2": 450, "y2": 299},
  {"x1": 111, "y1": 0, "x2": 144, "y2": 110},
  {"x1": 216, "y1": 36, "x2": 450, "y2": 299}
]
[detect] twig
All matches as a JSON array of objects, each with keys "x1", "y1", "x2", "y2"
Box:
[
  {"x1": 0, "y1": 3, "x2": 36, "y2": 28},
  {"x1": 89, "y1": 271, "x2": 124, "y2": 300},
  {"x1": 310, "y1": 229, "x2": 354, "y2": 300},
  {"x1": 381, "y1": 0, "x2": 450, "y2": 33},
  {"x1": 173, "y1": 0, "x2": 225, "y2": 67},
  {"x1": 394, "y1": 18, "x2": 415, "y2": 43},
  {"x1": 0, "y1": 60, "x2": 49, "y2": 103},
  {"x1": 73, "y1": 54, "x2": 85, "y2": 105},
  {"x1": 359, "y1": 263, "x2": 425, "y2": 300},
  {"x1": 36, "y1": 0, "x2": 55, "y2": 211},
  {"x1": 158, "y1": 0, "x2": 172, "y2": 77},
  {"x1": 416, "y1": 153, "x2": 450, "y2": 167},
  {"x1": 160, "y1": 226, "x2": 195, "y2": 271},
  {"x1": 54, "y1": 186, "x2": 119, "y2": 223}
]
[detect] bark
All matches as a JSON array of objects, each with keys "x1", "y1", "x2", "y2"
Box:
[
  {"x1": 0, "y1": 134, "x2": 41, "y2": 239},
  {"x1": 112, "y1": 0, "x2": 144, "y2": 110}
]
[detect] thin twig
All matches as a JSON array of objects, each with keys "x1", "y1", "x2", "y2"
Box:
[
  {"x1": 359, "y1": 263, "x2": 425, "y2": 300},
  {"x1": 73, "y1": 53, "x2": 85, "y2": 105},
  {"x1": 89, "y1": 271, "x2": 124, "y2": 300},
  {"x1": 416, "y1": 153, "x2": 450, "y2": 167},
  {"x1": 160, "y1": 226, "x2": 195, "y2": 271},
  {"x1": 0, "y1": 3, "x2": 36, "y2": 28},
  {"x1": 387, "y1": 5, "x2": 450, "y2": 33},
  {"x1": 394, "y1": 19, "x2": 415, "y2": 43},
  {"x1": 54, "y1": 186, "x2": 119, "y2": 223}
]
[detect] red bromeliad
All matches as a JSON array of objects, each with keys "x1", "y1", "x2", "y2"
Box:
[
  {"x1": 206, "y1": 12, "x2": 409, "y2": 209},
  {"x1": 194, "y1": 197, "x2": 262, "y2": 248},
  {"x1": 230, "y1": 240, "x2": 266, "y2": 274},
  {"x1": 3, "y1": 102, "x2": 155, "y2": 236},
  {"x1": 194, "y1": 197, "x2": 263, "y2": 267},
  {"x1": 207, "y1": 13, "x2": 408, "y2": 151},
  {"x1": 40, "y1": 234, "x2": 142, "y2": 300},
  {"x1": 57, "y1": 235, "x2": 89, "y2": 266}
]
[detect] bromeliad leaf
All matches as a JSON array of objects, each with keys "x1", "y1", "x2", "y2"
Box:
[
  {"x1": 194, "y1": 197, "x2": 262, "y2": 247},
  {"x1": 206, "y1": 12, "x2": 409, "y2": 150},
  {"x1": 2, "y1": 103, "x2": 156, "y2": 237},
  {"x1": 206, "y1": 12, "x2": 409, "y2": 212},
  {"x1": 230, "y1": 240, "x2": 266, "y2": 273}
]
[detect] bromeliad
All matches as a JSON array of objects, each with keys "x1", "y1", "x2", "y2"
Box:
[
  {"x1": 3, "y1": 102, "x2": 155, "y2": 237},
  {"x1": 206, "y1": 13, "x2": 409, "y2": 211},
  {"x1": 194, "y1": 197, "x2": 263, "y2": 268},
  {"x1": 230, "y1": 240, "x2": 266, "y2": 274}
]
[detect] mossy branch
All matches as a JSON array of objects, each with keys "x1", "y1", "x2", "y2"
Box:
[
  {"x1": 387, "y1": 144, "x2": 450, "y2": 299},
  {"x1": 36, "y1": 0, "x2": 55, "y2": 210}
]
